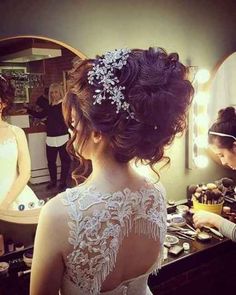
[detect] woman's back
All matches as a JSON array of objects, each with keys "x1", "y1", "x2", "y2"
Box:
[
  {"x1": 30, "y1": 47, "x2": 193, "y2": 295},
  {"x1": 58, "y1": 179, "x2": 167, "y2": 294}
]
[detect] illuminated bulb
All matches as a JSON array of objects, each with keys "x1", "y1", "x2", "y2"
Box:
[
  {"x1": 194, "y1": 92, "x2": 209, "y2": 105},
  {"x1": 194, "y1": 136, "x2": 208, "y2": 148},
  {"x1": 195, "y1": 69, "x2": 210, "y2": 84},
  {"x1": 194, "y1": 155, "x2": 209, "y2": 168},
  {"x1": 194, "y1": 114, "x2": 209, "y2": 127},
  {"x1": 198, "y1": 125, "x2": 209, "y2": 134}
]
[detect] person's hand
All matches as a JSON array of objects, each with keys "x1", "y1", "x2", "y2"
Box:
[{"x1": 193, "y1": 210, "x2": 223, "y2": 229}]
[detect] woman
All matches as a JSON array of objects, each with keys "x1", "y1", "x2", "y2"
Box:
[
  {"x1": 30, "y1": 48, "x2": 194, "y2": 295},
  {"x1": 193, "y1": 107, "x2": 236, "y2": 242},
  {"x1": 0, "y1": 74, "x2": 39, "y2": 210},
  {"x1": 27, "y1": 83, "x2": 71, "y2": 190}
]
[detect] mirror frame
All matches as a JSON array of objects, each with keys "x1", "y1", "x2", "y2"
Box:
[
  {"x1": 0, "y1": 208, "x2": 41, "y2": 224},
  {"x1": 0, "y1": 34, "x2": 87, "y2": 60}
]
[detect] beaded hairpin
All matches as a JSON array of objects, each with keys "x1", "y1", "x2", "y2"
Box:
[{"x1": 88, "y1": 48, "x2": 157, "y2": 130}]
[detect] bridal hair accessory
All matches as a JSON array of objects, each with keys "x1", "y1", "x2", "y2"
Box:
[
  {"x1": 87, "y1": 48, "x2": 158, "y2": 130},
  {"x1": 87, "y1": 48, "x2": 135, "y2": 118}
]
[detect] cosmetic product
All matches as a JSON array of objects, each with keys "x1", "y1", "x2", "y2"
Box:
[
  {"x1": 170, "y1": 216, "x2": 186, "y2": 227},
  {"x1": 163, "y1": 247, "x2": 168, "y2": 260},
  {"x1": 38, "y1": 199, "x2": 45, "y2": 207},
  {"x1": 7, "y1": 239, "x2": 14, "y2": 252},
  {"x1": 164, "y1": 242, "x2": 171, "y2": 248},
  {"x1": 176, "y1": 205, "x2": 189, "y2": 216},
  {"x1": 165, "y1": 234, "x2": 179, "y2": 245},
  {"x1": 23, "y1": 249, "x2": 33, "y2": 267},
  {"x1": 18, "y1": 269, "x2": 31, "y2": 277},
  {"x1": 203, "y1": 226, "x2": 224, "y2": 238},
  {"x1": 168, "y1": 200, "x2": 176, "y2": 206},
  {"x1": 183, "y1": 242, "x2": 190, "y2": 251},
  {"x1": 0, "y1": 262, "x2": 9, "y2": 276},
  {"x1": 15, "y1": 242, "x2": 24, "y2": 251},
  {"x1": 196, "y1": 231, "x2": 211, "y2": 242},
  {"x1": 28, "y1": 202, "x2": 35, "y2": 209},
  {"x1": 168, "y1": 245, "x2": 184, "y2": 256},
  {"x1": 18, "y1": 204, "x2": 25, "y2": 211},
  {"x1": 0, "y1": 235, "x2": 5, "y2": 256},
  {"x1": 175, "y1": 232, "x2": 195, "y2": 241}
]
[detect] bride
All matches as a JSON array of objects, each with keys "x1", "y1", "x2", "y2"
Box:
[
  {"x1": 0, "y1": 74, "x2": 39, "y2": 211},
  {"x1": 30, "y1": 47, "x2": 194, "y2": 294}
]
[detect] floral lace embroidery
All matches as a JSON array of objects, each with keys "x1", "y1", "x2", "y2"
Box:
[{"x1": 62, "y1": 183, "x2": 167, "y2": 294}]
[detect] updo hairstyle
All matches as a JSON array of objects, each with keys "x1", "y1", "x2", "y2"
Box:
[{"x1": 63, "y1": 47, "x2": 194, "y2": 183}]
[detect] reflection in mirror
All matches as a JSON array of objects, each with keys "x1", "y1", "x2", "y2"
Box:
[
  {"x1": 206, "y1": 52, "x2": 236, "y2": 168},
  {"x1": 208, "y1": 52, "x2": 236, "y2": 124},
  {"x1": 0, "y1": 36, "x2": 85, "y2": 223}
]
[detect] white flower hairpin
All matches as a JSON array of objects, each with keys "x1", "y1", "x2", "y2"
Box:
[{"x1": 87, "y1": 48, "x2": 135, "y2": 119}]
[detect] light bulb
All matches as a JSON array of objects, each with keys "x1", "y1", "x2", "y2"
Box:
[
  {"x1": 194, "y1": 155, "x2": 209, "y2": 168},
  {"x1": 194, "y1": 91, "x2": 209, "y2": 105},
  {"x1": 194, "y1": 114, "x2": 209, "y2": 127},
  {"x1": 194, "y1": 135, "x2": 208, "y2": 148},
  {"x1": 195, "y1": 69, "x2": 210, "y2": 84}
]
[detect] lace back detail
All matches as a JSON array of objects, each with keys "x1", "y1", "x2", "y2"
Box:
[{"x1": 62, "y1": 184, "x2": 167, "y2": 294}]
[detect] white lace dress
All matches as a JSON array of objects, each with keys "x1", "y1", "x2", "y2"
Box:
[
  {"x1": 60, "y1": 181, "x2": 167, "y2": 295},
  {"x1": 0, "y1": 125, "x2": 39, "y2": 210}
]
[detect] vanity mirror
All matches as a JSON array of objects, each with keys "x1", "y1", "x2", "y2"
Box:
[
  {"x1": 206, "y1": 52, "x2": 236, "y2": 168},
  {"x1": 208, "y1": 52, "x2": 236, "y2": 124},
  {"x1": 0, "y1": 36, "x2": 86, "y2": 223}
]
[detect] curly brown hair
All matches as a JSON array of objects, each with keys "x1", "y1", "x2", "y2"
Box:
[
  {"x1": 63, "y1": 47, "x2": 194, "y2": 184},
  {"x1": 209, "y1": 107, "x2": 236, "y2": 149},
  {"x1": 0, "y1": 74, "x2": 15, "y2": 116}
]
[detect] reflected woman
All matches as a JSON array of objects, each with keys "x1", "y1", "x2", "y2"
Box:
[
  {"x1": 27, "y1": 83, "x2": 71, "y2": 190},
  {"x1": 194, "y1": 107, "x2": 236, "y2": 241},
  {"x1": 0, "y1": 74, "x2": 39, "y2": 210}
]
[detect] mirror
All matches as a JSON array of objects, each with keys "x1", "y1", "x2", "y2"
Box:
[
  {"x1": 0, "y1": 36, "x2": 85, "y2": 223},
  {"x1": 208, "y1": 52, "x2": 236, "y2": 123},
  {"x1": 207, "y1": 52, "x2": 236, "y2": 167}
]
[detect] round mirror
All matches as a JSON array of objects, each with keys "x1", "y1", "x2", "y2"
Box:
[
  {"x1": 208, "y1": 52, "x2": 236, "y2": 124},
  {"x1": 0, "y1": 36, "x2": 85, "y2": 223},
  {"x1": 207, "y1": 52, "x2": 236, "y2": 168}
]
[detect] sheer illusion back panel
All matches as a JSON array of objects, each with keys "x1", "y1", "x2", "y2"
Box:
[
  {"x1": 60, "y1": 181, "x2": 167, "y2": 295},
  {"x1": 101, "y1": 231, "x2": 161, "y2": 291}
]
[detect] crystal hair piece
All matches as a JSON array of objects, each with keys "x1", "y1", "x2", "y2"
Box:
[
  {"x1": 87, "y1": 48, "x2": 135, "y2": 118},
  {"x1": 209, "y1": 131, "x2": 236, "y2": 141}
]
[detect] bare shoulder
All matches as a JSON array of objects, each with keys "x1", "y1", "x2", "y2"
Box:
[{"x1": 40, "y1": 192, "x2": 68, "y2": 223}]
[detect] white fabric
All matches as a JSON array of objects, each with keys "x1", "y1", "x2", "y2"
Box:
[
  {"x1": 0, "y1": 126, "x2": 39, "y2": 210},
  {"x1": 60, "y1": 181, "x2": 167, "y2": 295},
  {"x1": 46, "y1": 134, "x2": 69, "y2": 147}
]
